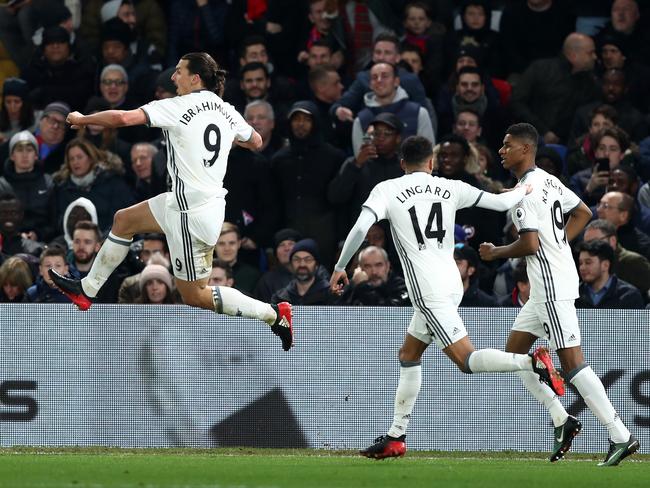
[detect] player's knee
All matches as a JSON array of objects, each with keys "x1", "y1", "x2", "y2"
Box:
[
  {"x1": 112, "y1": 209, "x2": 129, "y2": 233},
  {"x1": 398, "y1": 347, "x2": 418, "y2": 363}
]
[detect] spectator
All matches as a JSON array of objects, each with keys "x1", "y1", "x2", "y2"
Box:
[
  {"x1": 332, "y1": 33, "x2": 430, "y2": 124},
  {"x1": 223, "y1": 142, "x2": 278, "y2": 260},
  {"x1": 244, "y1": 100, "x2": 284, "y2": 160},
  {"x1": 443, "y1": 0, "x2": 500, "y2": 79},
  {"x1": 118, "y1": 235, "x2": 171, "y2": 303},
  {"x1": 499, "y1": 0, "x2": 575, "y2": 78},
  {"x1": 584, "y1": 219, "x2": 650, "y2": 301},
  {"x1": 99, "y1": 17, "x2": 159, "y2": 107},
  {"x1": 25, "y1": 247, "x2": 72, "y2": 303},
  {"x1": 0, "y1": 77, "x2": 35, "y2": 144},
  {"x1": 399, "y1": 43, "x2": 437, "y2": 99},
  {"x1": 606, "y1": 165, "x2": 650, "y2": 234},
  {"x1": 436, "y1": 66, "x2": 505, "y2": 150},
  {"x1": 0, "y1": 0, "x2": 38, "y2": 69},
  {"x1": 79, "y1": 0, "x2": 167, "y2": 60},
  {"x1": 34, "y1": 101, "x2": 71, "y2": 174},
  {"x1": 0, "y1": 130, "x2": 55, "y2": 241},
  {"x1": 511, "y1": 32, "x2": 599, "y2": 144},
  {"x1": 597, "y1": 191, "x2": 650, "y2": 260},
  {"x1": 154, "y1": 67, "x2": 176, "y2": 100},
  {"x1": 135, "y1": 263, "x2": 177, "y2": 304},
  {"x1": 215, "y1": 222, "x2": 261, "y2": 295},
  {"x1": 351, "y1": 61, "x2": 434, "y2": 157},
  {"x1": 343, "y1": 245, "x2": 409, "y2": 306},
  {"x1": 208, "y1": 259, "x2": 235, "y2": 288},
  {"x1": 498, "y1": 259, "x2": 530, "y2": 307},
  {"x1": 0, "y1": 255, "x2": 32, "y2": 302},
  {"x1": 271, "y1": 101, "x2": 345, "y2": 268},
  {"x1": 571, "y1": 126, "x2": 632, "y2": 205},
  {"x1": 297, "y1": 0, "x2": 346, "y2": 70},
  {"x1": 69, "y1": 220, "x2": 126, "y2": 303},
  {"x1": 402, "y1": 1, "x2": 444, "y2": 94},
  {"x1": 331, "y1": 112, "x2": 403, "y2": 229},
  {"x1": 56, "y1": 197, "x2": 99, "y2": 251},
  {"x1": 0, "y1": 192, "x2": 43, "y2": 259},
  {"x1": 271, "y1": 238, "x2": 332, "y2": 305},
  {"x1": 452, "y1": 108, "x2": 483, "y2": 145},
  {"x1": 570, "y1": 68, "x2": 647, "y2": 144},
  {"x1": 307, "y1": 64, "x2": 347, "y2": 148},
  {"x1": 535, "y1": 146, "x2": 566, "y2": 184},
  {"x1": 21, "y1": 25, "x2": 96, "y2": 110},
  {"x1": 576, "y1": 239, "x2": 644, "y2": 308},
  {"x1": 53, "y1": 138, "x2": 135, "y2": 234},
  {"x1": 454, "y1": 243, "x2": 496, "y2": 307},
  {"x1": 567, "y1": 104, "x2": 617, "y2": 175},
  {"x1": 130, "y1": 142, "x2": 166, "y2": 201},
  {"x1": 76, "y1": 96, "x2": 132, "y2": 171},
  {"x1": 594, "y1": 0, "x2": 648, "y2": 67},
  {"x1": 253, "y1": 228, "x2": 302, "y2": 303}
]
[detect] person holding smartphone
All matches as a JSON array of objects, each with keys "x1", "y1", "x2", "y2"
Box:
[{"x1": 570, "y1": 126, "x2": 632, "y2": 206}]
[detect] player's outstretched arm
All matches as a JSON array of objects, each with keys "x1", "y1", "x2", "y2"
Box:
[
  {"x1": 67, "y1": 108, "x2": 147, "y2": 129},
  {"x1": 564, "y1": 201, "x2": 592, "y2": 242},
  {"x1": 479, "y1": 231, "x2": 539, "y2": 261},
  {"x1": 475, "y1": 184, "x2": 531, "y2": 212},
  {"x1": 329, "y1": 207, "x2": 376, "y2": 295}
]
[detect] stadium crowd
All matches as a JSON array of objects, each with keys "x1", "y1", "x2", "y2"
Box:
[{"x1": 0, "y1": 0, "x2": 649, "y2": 309}]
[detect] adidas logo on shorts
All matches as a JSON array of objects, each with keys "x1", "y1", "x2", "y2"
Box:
[
  {"x1": 452, "y1": 327, "x2": 460, "y2": 335},
  {"x1": 568, "y1": 334, "x2": 576, "y2": 341}
]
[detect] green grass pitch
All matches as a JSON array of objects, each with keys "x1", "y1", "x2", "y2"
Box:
[{"x1": 0, "y1": 448, "x2": 647, "y2": 488}]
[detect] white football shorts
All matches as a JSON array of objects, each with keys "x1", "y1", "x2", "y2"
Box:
[
  {"x1": 148, "y1": 192, "x2": 224, "y2": 281},
  {"x1": 407, "y1": 293, "x2": 468, "y2": 349},
  {"x1": 512, "y1": 299, "x2": 581, "y2": 350}
]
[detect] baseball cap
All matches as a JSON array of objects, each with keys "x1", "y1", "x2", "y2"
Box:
[
  {"x1": 369, "y1": 112, "x2": 404, "y2": 134},
  {"x1": 288, "y1": 100, "x2": 317, "y2": 119}
]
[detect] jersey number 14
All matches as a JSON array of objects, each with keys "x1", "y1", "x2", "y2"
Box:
[{"x1": 408, "y1": 202, "x2": 446, "y2": 250}]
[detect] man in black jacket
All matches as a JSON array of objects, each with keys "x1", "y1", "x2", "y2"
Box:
[
  {"x1": 576, "y1": 240, "x2": 644, "y2": 308},
  {"x1": 343, "y1": 245, "x2": 409, "y2": 306},
  {"x1": 271, "y1": 238, "x2": 332, "y2": 305}
]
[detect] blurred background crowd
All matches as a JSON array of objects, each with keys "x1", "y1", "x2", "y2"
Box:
[{"x1": 0, "y1": 0, "x2": 649, "y2": 309}]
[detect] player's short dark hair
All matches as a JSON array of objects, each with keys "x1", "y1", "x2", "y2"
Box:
[
  {"x1": 181, "y1": 52, "x2": 227, "y2": 96},
  {"x1": 73, "y1": 220, "x2": 101, "y2": 242},
  {"x1": 577, "y1": 239, "x2": 615, "y2": 265},
  {"x1": 590, "y1": 104, "x2": 618, "y2": 124},
  {"x1": 211, "y1": 258, "x2": 233, "y2": 280},
  {"x1": 374, "y1": 32, "x2": 400, "y2": 49},
  {"x1": 506, "y1": 123, "x2": 538, "y2": 148},
  {"x1": 400, "y1": 136, "x2": 433, "y2": 166},
  {"x1": 39, "y1": 246, "x2": 67, "y2": 265},
  {"x1": 240, "y1": 61, "x2": 269, "y2": 78}
]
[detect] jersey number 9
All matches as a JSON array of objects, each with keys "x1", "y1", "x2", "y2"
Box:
[{"x1": 203, "y1": 124, "x2": 222, "y2": 167}]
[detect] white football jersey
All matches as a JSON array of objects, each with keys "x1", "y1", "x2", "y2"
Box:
[
  {"x1": 511, "y1": 167, "x2": 581, "y2": 303},
  {"x1": 363, "y1": 172, "x2": 486, "y2": 301},
  {"x1": 142, "y1": 90, "x2": 253, "y2": 210}
]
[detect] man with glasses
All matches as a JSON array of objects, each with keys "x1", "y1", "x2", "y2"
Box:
[
  {"x1": 36, "y1": 101, "x2": 70, "y2": 174},
  {"x1": 597, "y1": 191, "x2": 650, "y2": 260},
  {"x1": 272, "y1": 238, "x2": 333, "y2": 305},
  {"x1": 351, "y1": 62, "x2": 434, "y2": 157}
]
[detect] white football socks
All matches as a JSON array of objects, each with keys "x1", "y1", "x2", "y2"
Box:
[
  {"x1": 570, "y1": 365, "x2": 630, "y2": 443},
  {"x1": 467, "y1": 349, "x2": 533, "y2": 373},
  {"x1": 387, "y1": 361, "x2": 422, "y2": 438},
  {"x1": 516, "y1": 370, "x2": 568, "y2": 427},
  {"x1": 81, "y1": 232, "x2": 132, "y2": 297},
  {"x1": 212, "y1": 286, "x2": 276, "y2": 324}
]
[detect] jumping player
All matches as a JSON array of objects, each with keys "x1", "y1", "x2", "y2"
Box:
[
  {"x1": 49, "y1": 52, "x2": 292, "y2": 351},
  {"x1": 480, "y1": 123, "x2": 638, "y2": 466},
  {"x1": 330, "y1": 136, "x2": 564, "y2": 459}
]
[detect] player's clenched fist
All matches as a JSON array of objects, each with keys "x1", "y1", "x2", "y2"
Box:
[{"x1": 479, "y1": 242, "x2": 496, "y2": 261}]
